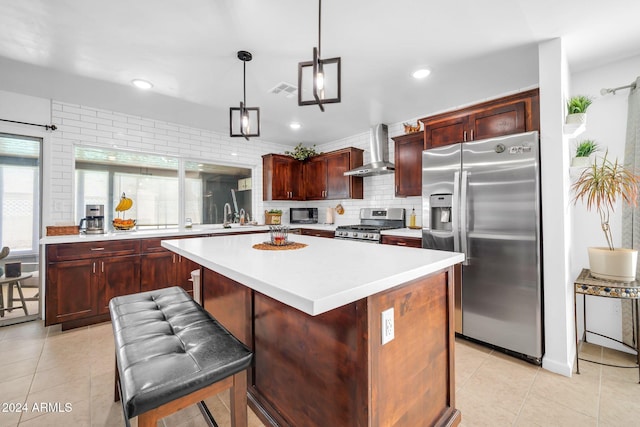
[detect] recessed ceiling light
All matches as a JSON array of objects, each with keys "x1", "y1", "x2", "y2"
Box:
[
  {"x1": 290, "y1": 122, "x2": 301, "y2": 130},
  {"x1": 131, "y1": 79, "x2": 153, "y2": 89},
  {"x1": 412, "y1": 69, "x2": 431, "y2": 79},
  {"x1": 231, "y1": 152, "x2": 238, "y2": 156}
]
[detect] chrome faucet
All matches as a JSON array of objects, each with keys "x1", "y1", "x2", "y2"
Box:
[{"x1": 223, "y1": 203, "x2": 232, "y2": 226}]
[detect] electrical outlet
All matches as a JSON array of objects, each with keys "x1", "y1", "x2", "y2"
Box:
[{"x1": 381, "y1": 308, "x2": 394, "y2": 345}]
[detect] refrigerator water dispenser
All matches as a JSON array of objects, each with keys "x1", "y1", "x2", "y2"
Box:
[{"x1": 430, "y1": 194, "x2": 452, "y2": 232}]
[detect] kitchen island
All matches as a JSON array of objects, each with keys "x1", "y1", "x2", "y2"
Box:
[{"x1": 163, "y1": 233, "x2": 464, "y2": 427}]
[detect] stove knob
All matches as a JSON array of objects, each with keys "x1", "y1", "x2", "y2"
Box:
[{"x1": 353, "y1": 232, "x2": 359, "y2": 238}]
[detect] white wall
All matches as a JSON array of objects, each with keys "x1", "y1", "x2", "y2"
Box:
[
  {"x1": 569, "y1": 54, "x2": 640, "y2": 353},
  {"x1": 537, "y1": 38, "x2": 575, "y2": 376}
]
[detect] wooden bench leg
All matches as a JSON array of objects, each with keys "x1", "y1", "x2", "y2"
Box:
[
  {"x1": 114, "y1": 357, "x2": 121, "y2": 402},
  {"x1": 230, "y1": 370, "x2": 248, "y2": 427}
]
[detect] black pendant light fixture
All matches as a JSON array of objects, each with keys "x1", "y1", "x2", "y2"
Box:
[
  {"x1": 297, "y1": 0, "x2": 341, "y2": 112},
  {"x1": 230, "y1": 50, "x2": 260, "y2": 140}
]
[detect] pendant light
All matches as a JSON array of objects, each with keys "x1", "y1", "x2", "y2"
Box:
[
  {"x1": 230, "y1": 50, "x2": 260, "y2": 140},
  {"x1": 297, "y1": 0, "x2": 341, "y2": 111}
]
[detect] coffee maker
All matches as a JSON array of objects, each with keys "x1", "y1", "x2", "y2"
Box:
[{"x1": 79, "y1": 204, "x2": 105, "y2": 234}]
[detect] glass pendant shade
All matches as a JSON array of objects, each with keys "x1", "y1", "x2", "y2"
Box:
[{"x1": 229, "y1": 50, "x2": 260, "y2": 140}]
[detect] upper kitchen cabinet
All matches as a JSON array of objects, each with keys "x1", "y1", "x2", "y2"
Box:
[
  {"x1": 264, "y1": 148, "x2": 363, "y2": 201},
  {"x1": 392, "y1": 132, "x2": 424, "y2": 197},
  {"x1": 421, "y1": 89, "x2": 540, "y2": 149},
  {"x1": 262, "y1": 154, "x2": 304, "y2": 201},
  {"x1": 304, "y1": 148, "x2": 364, "y2": 200}
]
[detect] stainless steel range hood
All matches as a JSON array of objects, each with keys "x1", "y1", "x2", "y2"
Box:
[{"x1": 344, "y1": 124, "x2": 395, "y2": 177}]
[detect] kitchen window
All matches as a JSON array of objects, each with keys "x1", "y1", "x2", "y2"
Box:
[
  {"x1": 74, "y1": 147, "x2": 252, "y2": 228},
  {"x1": 0, "y1": 133, "x2": 41, "y2": 256}
]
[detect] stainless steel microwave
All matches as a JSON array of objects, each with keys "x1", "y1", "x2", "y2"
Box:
[{"x1": 290, "y1": 208, "x2": 318, "y2": 224}]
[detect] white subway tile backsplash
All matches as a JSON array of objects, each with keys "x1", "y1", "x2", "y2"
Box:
[{"x1": 48, "y1": 100, "x2": 422, "y2": 224}]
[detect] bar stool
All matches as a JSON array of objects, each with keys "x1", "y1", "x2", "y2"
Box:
[{"x1": 0, "y1": 273, "x2": 32, "y2": 317}]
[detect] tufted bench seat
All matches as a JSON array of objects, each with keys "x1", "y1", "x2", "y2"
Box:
[{"x1": 109, "y1": 286, "x2": 253, "y2": 427}]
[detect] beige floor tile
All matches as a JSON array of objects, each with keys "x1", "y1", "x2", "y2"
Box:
[
  {"x1": 0, "y1": 409, "x2": 22, "y2": 427},
  {"x1": 0, "y1": 374, "x2": 33, "y2": 402},
  {"x1": 90, "y1": 391, "x2": 126, "y2": 427},
  {"x1": 456, "y1": 389, "x2": 517, "y2": 427},
  {"x1": 455, "y1": 339, "x2": 493, "y2": 390},
  {"x1": 0, "y1": 339, "x2": 44, "y2": 366},
  {"x1": 530, "y1": 360, "x2": 600, "y2": 418},
  {"x1": 1, "y1": 322, "x2": 47, "y2": 341},
  {"x1": 17, "y1": 398, "x2": 90, "y2": 427},
  {"x1": 0, "y1": 357, "x2": 39, "y2": 384},
  {"x1": 20, "y1": 377, "x2": 90, "y2": 422},
  {"x1": 29, "y1": 362, "x2": 90, "y2": 394},
  {"x1": 515, "y1": 392, "x2": 597, "y2": 426}
]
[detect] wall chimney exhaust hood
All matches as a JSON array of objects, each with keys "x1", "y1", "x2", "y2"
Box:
[{"x1": 344, "y1": 124, "x2": 395, "y2": 177}]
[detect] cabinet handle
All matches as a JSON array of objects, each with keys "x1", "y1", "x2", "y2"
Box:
[
  {"x1": 172, "y1": 254, "x2": 176, "y2": 263},
  {"x1": 463, "y1": 131, "x2": 467, "y2": 142},
  {"x1": 471, "y1": 129, "x2": 474, "y2": 140},
  {"x1": 92, "y1": 262, "x2": 96, "y2": 274},
  {"x1": 101, "y1": 261, "x2": 104, "y2": 273},
  {"x1": 397, "y1": 242, "x2": 407, "y2": 246},
  {"x1": 91, "y1": 247, "x2": 105, "y2": 251}
]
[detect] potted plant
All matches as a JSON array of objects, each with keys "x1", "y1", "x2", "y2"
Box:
[
  {"x1": 571, "y1": 139, "x2": 598, "y2": 168},
  {"x1": 284, "y1": 143, "x2": 321, "y2": 161},
  {"x1": 572, "y1": 151, "x2": 640, "y2": 281},
  {"x1": 265, "y1": 209, "x2": 283, "y2": 225},
  {"x1": 566, "y1": 95, "x2": 593, "y2": 125}
]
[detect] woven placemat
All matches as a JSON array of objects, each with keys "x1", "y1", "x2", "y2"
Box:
[{"x1": 252, "y1": 242, "x2": 308, "y2": 251}]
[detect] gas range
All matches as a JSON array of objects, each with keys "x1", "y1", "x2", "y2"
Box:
[{"x1": 334, "y1": 208, "x2": 405, "y2": 243}]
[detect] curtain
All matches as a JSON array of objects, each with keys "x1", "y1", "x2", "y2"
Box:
[{"x1": 621, "y1": 76, "x2": 640, "y2": 347}]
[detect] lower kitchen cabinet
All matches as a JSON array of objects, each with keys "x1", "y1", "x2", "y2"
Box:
[
  {"x1": 46, "y1": 240, "x2": 141, "y2": 328},
  {"x1": 140, "y1": 236, "x2": 203, "y2": 294},
  {"x1": 45, "y1": 258, "x2": 97, "y2": 324},
  {"x1": 381, "y1": 235, "x2": 422, "y2": 248},
  {"x1": 97, "y1": 255, "x2": 140, "y2": 314}
]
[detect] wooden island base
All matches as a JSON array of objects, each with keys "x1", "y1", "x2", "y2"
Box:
[{"x1": 203, "y1": 266, "x2": 460, "y2": 427}]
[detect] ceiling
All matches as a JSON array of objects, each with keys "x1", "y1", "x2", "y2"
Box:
[{"x1": 1, "y1": 0, "x2": 639, "y2": 146}]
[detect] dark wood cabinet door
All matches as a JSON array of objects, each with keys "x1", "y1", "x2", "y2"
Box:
[
  {"x1": 303, "y1": 156, "x2": 327, "y2": 200},
  {"x1": 263, "y1": 154, "x2": 304, "y2": 200},
  {"x1": 288, "y1": 158, "x2": 304, "y2": 200},
  {"x1": 271, "y1": 155, "x2": 293, "y2": 200},
  {"x1": 424, "y1": 116, "x2": 468, "y2": 149},
  {"x1": 393, "y1": 132, "x2": 424, "y2": 197},
  {"x1": 97, "y1": 255, "x2": 140, "y2": 314},
  {"x1": 140, "y1": 251, "x2": 176, "y2": 292},
  {"x1": 45, "y1": 259, "x2": 97, "y2": 325},
  {"x1": 325, "y1": 151, "x2": 351, "y2": 199},
  {"x1": 469, "y1": 101, "x2": 526, "y2": 141},
  {"x1": 176, "y1": 255, "x2": 199, "y2": 294}
]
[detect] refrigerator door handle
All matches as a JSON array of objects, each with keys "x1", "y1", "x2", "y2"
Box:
[
  {"x1": 460, "y1": 170, "x2": 469, "y2": 265},
  {"x1": 452, "y1": 171, "x2": 460, "y2": 253}
]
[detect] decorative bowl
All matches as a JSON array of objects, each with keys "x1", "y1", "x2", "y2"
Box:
[{"x1": 113, "y1": 219, "x2": 136, "y2": 230}]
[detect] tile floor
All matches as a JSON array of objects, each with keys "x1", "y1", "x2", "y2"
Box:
[{"x1": 0, "y1": 321, "x2": 639, "y2": 427}]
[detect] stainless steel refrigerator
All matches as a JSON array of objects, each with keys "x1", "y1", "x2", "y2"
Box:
[{"x1": 422, "y1": 131, "x2": 543, "y2": 363}]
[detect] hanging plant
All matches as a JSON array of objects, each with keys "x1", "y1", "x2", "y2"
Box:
[{"x1": 284, "y1": 143, "x2": 321, "y2": 161}]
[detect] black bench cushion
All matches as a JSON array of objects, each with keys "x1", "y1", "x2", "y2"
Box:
[{"x1": 109, "y1": 286, "x2": 253, "y2": 419}]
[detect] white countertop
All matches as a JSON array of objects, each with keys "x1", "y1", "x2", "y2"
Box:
[
  {"x1": 39, "y1": 223, "x2": 338, "y2": 245},
  {"x1": 162, "y1": 233, "x2": 463, "y2": 316}
]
